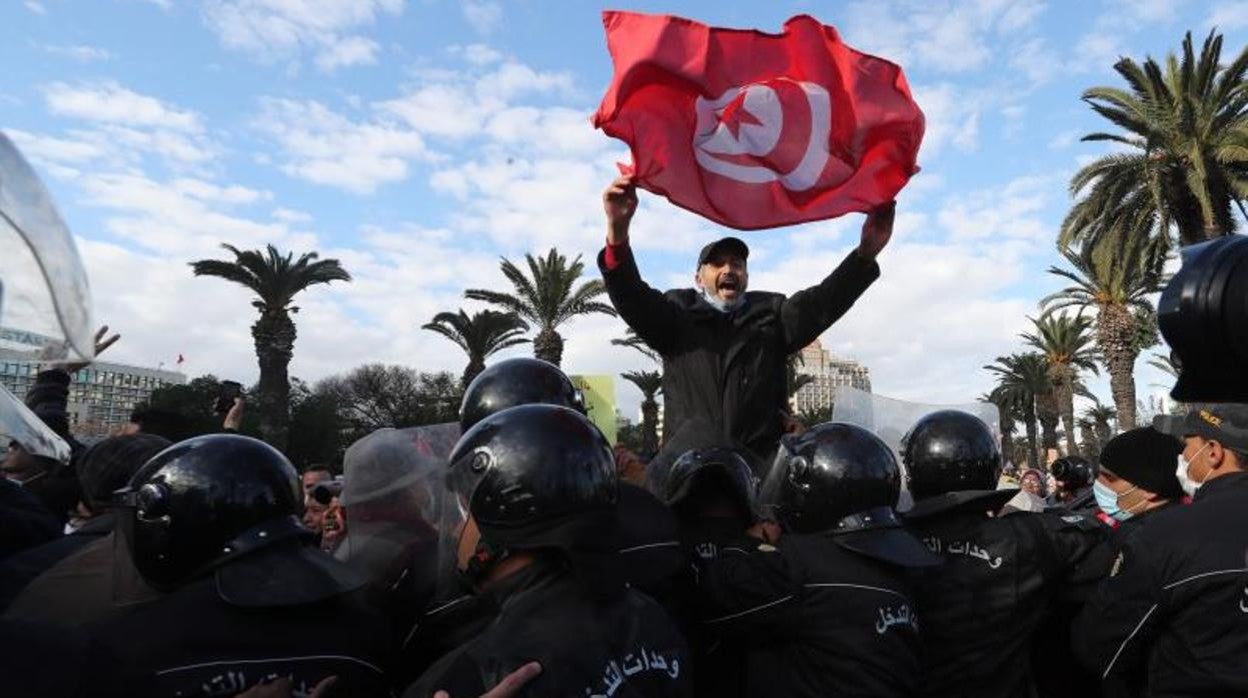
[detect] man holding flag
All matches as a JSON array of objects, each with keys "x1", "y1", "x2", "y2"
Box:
[{"x1": 593, "y1": 11, "x2": 919, "y2": 477}]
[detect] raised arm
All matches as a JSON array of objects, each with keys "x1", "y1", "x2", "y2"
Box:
[
  {"x1": 598, "y1": 175, "x2": 683, "y2": 355},
  {"x1": 780, "y1": 204, "x2": 893, "y2": 352}
]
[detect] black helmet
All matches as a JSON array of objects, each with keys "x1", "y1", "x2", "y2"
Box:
[
  {"x1": 447, "y1": 404, "x2": 617, "y2": 578},
  {"x1": 763, "y1": 423, "x2": 940, "y2": 567},
  {"x1": 903, "y1": 410, "x2": 1002, "y2": 500},
  {"x1": 762, "y1": 423, "x2": 900, "y2": 533},
  {"x1": 663, "y1": 447, "x2": 758, "y2": 523},
  {"x1": 116, "y1": 434, "x2": 305, "y2": 591},
  {"x1": 459, "y1": 358, "x2": 584, "y2": 431}
]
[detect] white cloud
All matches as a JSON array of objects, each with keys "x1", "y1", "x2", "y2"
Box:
[
  {"x1": 254, "y1": 97, "x2": 431, "y2": 194},
  {"x1": 450, "y1": 43, "x2": 503, "y2": 66},
  {"x1": 1207, "y1": 3, "x2": 1248, "y2": 29},
  {"x1": 462, "y1": 1, "x2": 502, "y2": 35},
  {"x1": 913, "y1": 83, "x2": 984, "y2": 159},
  {"x1": 24, "y1": 1, "x2": 45, "y2": 15},
  {"x1": 1048, "y1": 128, "x2": 1083, "y2": 150},
  {"x1": 41, "y1": 44, "x2": 114, "y2": 62},
  {"x1": 141, "y1": 0, "x2": 173, "y2": 9},
  {"x1": 937, "y1": 175, "x2": 1059, "y2": 243},
  {"x1": 201, "y1": 0, "x2": 403, "y2": 72},
  {"x1": 272, "y1": 207, "x2": 313, "y2": 224},
  {"x1": 42, "y1": 81, "x2": 201, "y2": 131}
]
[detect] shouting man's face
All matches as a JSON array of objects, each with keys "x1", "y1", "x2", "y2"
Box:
[{"x1": 696, "y1": 252, "x2": 748, "y2": 303}]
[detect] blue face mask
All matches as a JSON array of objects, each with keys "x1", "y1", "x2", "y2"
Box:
[{"x1": 1093, "y1": 479, "x2": 1139, "y2": 522}]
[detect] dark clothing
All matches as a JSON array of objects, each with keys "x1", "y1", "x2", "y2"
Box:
[
  {"x1": 904, "y1": 497, "x2": 1107, "y2": 698},
  {"x1": 1073, "y1": 472, "x2": 1248, "y2": 697},
  {"x1": 4, "y1": 531, "x2": 145, "y2": 626},
  {"x1": 1052, "y1": 486, "x2": 1099, "y2": 516},
  {"x1": 599, "y1": 245, "x2": 878, "y2": 465},
  {"x1": 405, "y1": 563, "x2": 690, "y2": 698},
  {"x1": 20, "y1": 368, "x2": 83, "y2": 525},
  {"x1": 87, "y1": 558, "x2": 393, "y2": 697},
  {"x1": 24, "y1": 369, "x2": 75, "y2": 442},
  {"x1": 0, "y1": 512, "x2": 112, "y2": 612},
  {"x1": 0, "y1": 476, "x2": 59, "y2": 558},
  {"x1": 690, "y1": 531, "x2": 924, "y2": 698}
]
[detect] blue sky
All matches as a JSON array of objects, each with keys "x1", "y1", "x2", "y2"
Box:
[{"x1": 3, "y1": 0, "x2": 1245, "y2": 421}]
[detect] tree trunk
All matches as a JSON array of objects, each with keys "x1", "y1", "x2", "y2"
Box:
[
  {"x1": 1035, "y1": 387, "x2": 1060, "y2": 459},
  {"x1": 252, "y1": 310, "x2": 295, "y2": 451},
  {"x1": 462, "y1": 358, "x2": 486, "y2": 390},
  {"x1": 640, "y1": 395, "x2": 659, "y2": 455},
  {"x1": 1097, "y1": 303, "x2": 1139, "y2": 431},
  {"x1": 1023, "y1": 405, "x2": 1040, "y2": 470},
  {"x1": 533, "y1": 328, "x2": 564, "y2": 367},
  {"x1": 1094, "y1": 418, "x2": 1113, "y2": 448},
  {"x1": 1079, "y1": 422, "x2": 1100, "y2": 463},
  {"x1": 1054, "y1": 365, "x2": 1079, "y2": 456}
]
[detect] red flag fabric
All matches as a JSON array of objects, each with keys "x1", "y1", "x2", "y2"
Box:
[{"x1": 592, "y1": 11, "x2": 925, "y2": 230}]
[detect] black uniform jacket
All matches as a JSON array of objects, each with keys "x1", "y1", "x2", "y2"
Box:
[
  {"x1": 690, "y1": 532, "x2": 924, "y2": 698},
  {"x1": 1074, "y1": 472, "x2": 1248, "y2": 697},
  {"x1": 904, "y1": 493, "x2": 1106, "y2": 698},
  {"x1": 599, "y1": 244, "x2": 878, "y2": 465},
  {"x1": 405, "y1": 562, "x2": 691, "y2": 698}
]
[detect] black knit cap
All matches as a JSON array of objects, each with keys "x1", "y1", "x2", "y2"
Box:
[
  {"x1": 78, "y1": 433, "x2": 171, "y2": 512},
  {"x1": 1099, "y1": 427, "x2": 1184, "y2": 500}
]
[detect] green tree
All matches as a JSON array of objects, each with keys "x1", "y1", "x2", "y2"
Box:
[
  {"x1": 1084, "y1": 403, "x2": 1118, "y2": 447},
  {"x1": 286, "y1": 379, "x2": 346, "y2": 469},
  {"x1": 981, "y1": 390, "x2": 1020, "y2": 466},
  {"x1": 1061, "y1": 30, "x2": 1248, "y2": 250},
  {"x1": 1077, "y1": 417, "x2": 1102, "y2": 463},
  {"x1": 139, "y1": 374, "x2": 261, "y2": 441},
  {"x1": 1042, "y1": 233, "x2": 1166, "y2": 431},
  {"x1": 621, "y1": 370, "x2": 662, "y2": 455},
  {"x1": 315, "y1": 364, "x2": 460, "y2": 445},
  {"x1": 786, "y1": 353, "x2": 816, "y2": 399},
  {"x1": 422, "y1": 309, "x2": 530, "y2": 388},
  {"x1": 1021, "y1": 314, "x2": 1099, "y2": 457},
  {"x1": 465, "y1": 248, "x2": 616, "y2": 366},
  {"x1": 985, "y1": 352, "x2": 1050, "y2": 469},
  {"x1": 612, "y1": 328, "x2": 659, "y2": 364},
  {"x1": 796, "y1": 405, "x2": 835, "y2": 429},
  {"x1": 190, "y1": 244, "x2": 351, "y2": 449}
]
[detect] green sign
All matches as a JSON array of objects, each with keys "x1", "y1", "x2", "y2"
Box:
[{"x1": 571, "y1": 374, "x2": 617, "y2": 445}]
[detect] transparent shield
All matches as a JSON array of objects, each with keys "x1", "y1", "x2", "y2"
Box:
[
  {"x1": 336, "y1": 423, "x2": 460, "y2": 597},
  {"x1": 0, "y1": 383, "x2": 70, "y2": 462},
  {"x1": 0, "y1": 132, "x2": 94, "y2": 363},
  {"x1": 831, "y1": 387, "x2": 1001, "y2": 510}
]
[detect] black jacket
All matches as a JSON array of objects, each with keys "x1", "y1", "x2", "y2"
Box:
[
  {"x1": 690, "y1": 531, "x2": 924, "y2": 698},
  {"x1": 903, "y1": 493, "x2": 1107, "y2": 698},
  {"x1": 0, "y1": 476, "x2": 59, "y2": 559},
  {"x1": 0, "y1": 512, "x2": 112, "y2": 611},
  {"x1": 1073, "y1": 472, "x2": 1248, "y2": 697},
  {"x1": 599, "y1": 245, "x2": 878, "y2": 466},
  {"x1": 405, "y1": 562, "x2": 690, "y2": 698}
]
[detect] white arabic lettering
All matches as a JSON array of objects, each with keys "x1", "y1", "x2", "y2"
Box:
[{"x1": 583, "y1": 647, "x2": 682, "y2": 695}]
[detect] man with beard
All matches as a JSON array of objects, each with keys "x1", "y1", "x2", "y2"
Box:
[{"x1": 599, "y1": 175, "x2": 893, "y2": 470}]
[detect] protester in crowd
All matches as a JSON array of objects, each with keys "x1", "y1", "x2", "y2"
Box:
[
  {"x1": 1020, "y1": 468, "x2": 1047, "y2": 498},
  {"x1": 688, "y1": 423, "x2": 938, "y2": 697},
  {"x1": 302, "y1": 464, "x2": 332, "y2": 493},
  {"x1": 90, "y1": 433, "x2": 391, "y2": 695},
  {"x1": 1049, "y1": 455, "x2": 1098, "y2": 514},
  {"x1": 614, "y1": 443, "x2": 648, "y2": 488},
  {"x1": 0, "y1": 433, "x2": 169, "y2": 612},
  {"x1": 0, "y1": 475, "x2": 59, "y2": 559},
  {"x1": 404, "y1": 404, "x2": 691, "y2": 697},
  {"x1": 1074, "y1": 405, "x2": 1248, "y2": 695},
  {"x1": 599, "y1": 175, "x2": 894, "y2": 472},
  {"x1": 901, "y1": 410, "x2": 1106, "y2": 698}
]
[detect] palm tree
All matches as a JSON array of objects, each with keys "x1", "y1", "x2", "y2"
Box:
[
  {"x1": 985, "y1": 353, "x2": 1051, "y2": 470},
  {"x1": 190, "y1": 244, "x2": 351, "y2": 448},
  {"x1": 1043, "y1": 233, "x2": 1166, "y2": 431},
  {"x1": 981, "y1": 391, "x2": 1019, "y2": 466},
  {"x1": 1022, "y1": 314, "x2": 1099, "y2": 456},
  {"x1": 1148, "y1": 352, "x2": 1180, "y2": 379},
  {"x1": 1077, "y1": 418, "x2": 1102, "y2": 463},
  {"x1": 621, "y1": 370, "x2": 662, "y2": 454},
  {"x1": 612, "y1": 328, "x2": 659, "y2": 364},
  {"x1": 422, "y1": 309, "x2": 530, "y2": 388},
  {"x1": 1084, "y1": 403, "x2": 1117, "y2": 447},
  {"x1": 1060, "y1": 30, "x2": 1248, "y2": 250},
  {"x1": 786, "y1": 353, "x2": 816, "y2": 400},
  {"x1": 466, "y1": 249, "x2": 616, "y2": 366}
]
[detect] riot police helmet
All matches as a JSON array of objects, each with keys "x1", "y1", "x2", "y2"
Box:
[
  {"x1": 902, "y1": 410, "x2": 1002, "y2": 500},
  {"x1": 459, "y1": 358, "x2": 584, "y2": 432}
]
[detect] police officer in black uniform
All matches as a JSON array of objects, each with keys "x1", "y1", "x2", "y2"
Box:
[
  {"x1": 901, "y1": 409, "x2": 1106, "y2": 698},
  {"x1": 404, "y1": 404, "x2": 691, "y2": 698},
  {"x1": 94, "y1": 434, "x2": 393, "y2": 696},
  {"x1": 1074, "y1": 404, "x2": 1248, "y2": 696},
  {"x1": 686, "y1": 422, "x2": 940, "y2": 698},
  {"x1": 661, "y1": 446, "x2": 760, "y2": 698},
  {"x1": 458, "y1": 357, "x2": 586, "y2": 432}
]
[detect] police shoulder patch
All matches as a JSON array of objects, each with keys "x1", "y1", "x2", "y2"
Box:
[{"x1": 757, "y1": 543, "x2": 778, "y2": 553}]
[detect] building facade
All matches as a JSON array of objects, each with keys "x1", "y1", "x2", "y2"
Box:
[
  {"x1": 1, "y1": 327, "x2": 186, "y2": 437},
  {"x1": 789, "y1": 339, "x2": 871, "y2": 415}
]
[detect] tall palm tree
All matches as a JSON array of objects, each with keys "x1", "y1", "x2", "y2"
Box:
[
  {"x1": 621, "y1": 370, "x2": 662, "y2": 454},
  {"x1": 1148, "y1": 352, "x2": 1180, "y2": 379},
  {"x1": 985, "y1": 352, "x2": 1051, "y2": 470},
  {"x1": 1043, "y1": 233, "x2": 1166, "y2": 431},
  {"x1": 612, "y1": 328, "x2": 659, "y2": 364},
  {"x1": 190, "y1": 244, "x2": 351, "y2": 448},
  {"x1": 422, "y1": 309, "x2": 530, "y2": 388},
  {"x1": 1077, "y1": 418, "x2": 1102, "y2": 463},
  {"x1": 1060, "y1": 30, "x2": 1248, "y2": 250},
  {"x1": 1084, "y1": 403, "x2": 1117, "y2": 447},
  {"x1": 1022, "y1": 314, "x2": 1099, "y2": 456},
  {"x1": 466, "y1": 248, "x2": 616, "y2": 366},
  {"x1": 981, "y1": 391, "x2": 1019, "y2": 466}
]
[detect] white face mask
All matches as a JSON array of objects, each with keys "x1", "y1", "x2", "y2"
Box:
[
  {"x1": 699, "y1": 286, "x2": 745, "y2": 313},
  {"x1": 1176, "y1": 442, "x2": 1212, "y2": 497}
]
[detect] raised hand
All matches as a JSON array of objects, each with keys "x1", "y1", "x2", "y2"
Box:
[
  {"x1": 857, "y1": 201, "x2": 896, "y2": 261},
  {"x1": 603, "y1": 175, "x2": 638, "y2": 244}
]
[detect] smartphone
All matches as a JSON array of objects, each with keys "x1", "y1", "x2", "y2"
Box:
[{"x1": 214, "y1": 380, "x2": 242, "y2": 414}]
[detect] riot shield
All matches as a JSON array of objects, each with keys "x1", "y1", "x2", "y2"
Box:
[
  {"x1": 0, "y1": 383, "x2": 70, "y2": 462},
  {"x1": 831, "y1": 387, "x2": 1001, "y2": 510},
  {"x1": 0, "y1": 132, "x2": 94, "y2": 362}
]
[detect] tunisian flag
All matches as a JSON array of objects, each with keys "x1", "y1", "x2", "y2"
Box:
[{"x1": 592, "y1": 11, "x2": 924, "y2": 230}]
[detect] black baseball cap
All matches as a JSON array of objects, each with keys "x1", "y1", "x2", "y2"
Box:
[
  {"x1": 1154, "y1": 404, "x2": 1248, "y2": 451},
  {"x1": 697, "y1": 237, "x2": 749, "y2": 267}
]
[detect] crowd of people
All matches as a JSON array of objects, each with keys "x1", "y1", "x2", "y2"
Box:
[{"x1": 1, "y1": 176, "x2": 1246, "y2": 698}]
